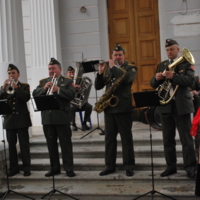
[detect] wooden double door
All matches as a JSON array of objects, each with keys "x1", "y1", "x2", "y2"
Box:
[{"x1": 107, "y1": 0, "x2": 161, "y2": 93}]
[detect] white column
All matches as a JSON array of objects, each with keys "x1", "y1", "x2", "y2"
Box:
[
  {"x1": 0, "y1": 0, "x2": 27, "y2": 81},
  {"x1": 29, "y1": 0, "x2": 62, "y2": 127},
  {"x1": 0, "y1": 0, "x2": 27, "y2": 140}
]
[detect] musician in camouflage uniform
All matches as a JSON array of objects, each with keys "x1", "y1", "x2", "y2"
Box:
[
  {"x1": 0, "y1": 64, "x2": 32, "y2": 177},
  {"x1": 32, "y1": 58, "x2": 76, "y2": 177},
  {"x1": 95, "y1": 44, "x2": 137, "y2": 177}
]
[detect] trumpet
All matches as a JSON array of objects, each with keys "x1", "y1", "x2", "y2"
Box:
[
  {"x1": 46, "y1": 73, "x2": 57, "y2": 95},
  {"x1": 6, "y1": 77, "x2": 15, "y2": 94}
]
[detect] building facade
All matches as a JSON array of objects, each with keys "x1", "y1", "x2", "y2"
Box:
[{"x1": 0, "y1": 0, "x2": 200, "y2": 138}]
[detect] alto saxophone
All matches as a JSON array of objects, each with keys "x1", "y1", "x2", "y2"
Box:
[{"x1": 94, "y1": 62, "x2": 126, "y2": 113}]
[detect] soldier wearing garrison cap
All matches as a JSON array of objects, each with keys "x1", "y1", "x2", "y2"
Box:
[
  {"x1": 150, "y1": 39, "x2": 197, "y2": 179},
  {"x1": 66, "y1": 66, "x2": 93, "y2": 131},
  {"x1": 0, "y1": 64, "x2": 32, "y2": 177},
  {"x1": 33, "y1": 58, "x2": 76, "y2": 177},
  {"x1": 95, "y1": 43, "x2": 137, "y2": 177}
]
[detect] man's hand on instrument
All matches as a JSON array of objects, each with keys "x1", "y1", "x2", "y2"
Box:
[
  {"x1": 193, "y1": 90, "x2": 199, "y2": 95},
  {"x1": 155, "y1": 72, "x2": 164, "y2": 80},
  {"x1": 51, "y1": 85, "x2": 59, "y2": 93},
  {"x1": 108, "y1": 59, "x2": 115, "y2": 68},
  {"x1": 2, "y1": 79, "x2": 10, "y2": 90},
  {"x1": 74, "y1": 85, "x2": 81, "y2": 90},
  {"x1": 163, "y1": 71, "x2": 174, "y2": 79},
  {"x1": 44, "y1": 82, "x2": 52, "y2": 90},
  {"x1": 98, "y1": 62, "x2": 106, "y2": 74}
]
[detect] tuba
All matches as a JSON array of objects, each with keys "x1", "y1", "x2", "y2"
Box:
[
  {"x1": 156, "y1": 48, "x2": 195, "y2": 105},
  {"x1": 71, "y1": 62, "x2": 93, "y2": 109}
]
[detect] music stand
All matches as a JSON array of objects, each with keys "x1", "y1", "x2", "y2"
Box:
[
  {"x1": 33, "y1": 95, "x2": 63, "y2": 111},
  {"x1": 0, "y1": 99, "x2": 34, "y2": 200},
  {"x1": 79, "y1": 60, "x2": 104, "y2": 139},
  {"x1": 132, "y1": 91, "x2": 176, "y2": 200},
  {"x1": 32, "y1": 95, "x2": 78, "y2": 200}
]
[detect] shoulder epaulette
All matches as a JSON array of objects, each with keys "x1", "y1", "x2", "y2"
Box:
[{"x1": 40, "y1": 77, "x2": 48, "y2": 81}]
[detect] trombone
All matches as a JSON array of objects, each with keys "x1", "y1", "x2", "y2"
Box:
[{"x1": 46, "y1": 73, "x2": 57, "y2": 95}]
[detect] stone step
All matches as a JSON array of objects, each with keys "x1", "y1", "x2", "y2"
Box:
[
  {"x1": 0, "y1": 171, "x2": 197, "y2": 200},
  {"x1": 29, "y1": 145, "x2": 183, "y2": 159},
  {"x1": 29, "y1": 133, "x2": 181, "y2": 148},
  {"x1": 18, "y1": 157, "x2": 185, "y2": 171}
]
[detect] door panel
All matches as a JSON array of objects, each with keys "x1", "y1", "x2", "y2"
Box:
[{"x1": 107, "y1": 0, "x2": 160, "y2": 93}]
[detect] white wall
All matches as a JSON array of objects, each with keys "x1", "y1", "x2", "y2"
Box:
[
  {"x1": 158, "y1": 0, "x2": 200, "y2": 75},
  {"x1": 58, "y1": 0, "x2": 109, "y2": 124}
]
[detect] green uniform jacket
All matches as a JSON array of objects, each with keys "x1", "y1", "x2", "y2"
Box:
[
  {"x1": 0, "y1": 82, "x2": 32, "y2": 129},
  {"x1": 95, "y1": 61, "x2": 137, "y2": 113},
  {"x1": 32, "y1": 75, "x2": 75, "y2": 125},
  {"x1": 150, "y1": 60, "x2": 195, "y2": 115}
]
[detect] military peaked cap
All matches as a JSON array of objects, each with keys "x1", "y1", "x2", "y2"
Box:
[
  {"x1": 7, "y1": 64, "x2": 19, "y2": 73},
  {"x1": 165, "y1": 39, "x2": 179, "y2": 47}
]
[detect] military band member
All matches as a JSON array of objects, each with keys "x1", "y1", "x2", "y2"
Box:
[
  {"x1": 0, "y1": 64, "x2": 32, "y2": 177},
  {"x1": 95, "y1": 44, "x2": 137, "y2": 177},
  {"x1": 32, "y1": 58, "x2": 76, "y2": 177},
  {"x1": 66, "y1": 66, "x2": 92, "y2": 131},
  {"x1": 150, "y1": 39, "x2": 197, "y2": 178}
]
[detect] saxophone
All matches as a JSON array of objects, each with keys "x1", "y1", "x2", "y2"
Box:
[{"x1": 94, "y1": 63, "x2": 126, "y2": 113}]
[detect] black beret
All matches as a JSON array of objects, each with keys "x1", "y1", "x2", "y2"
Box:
[
  {"x1": 113, "y1": 44, "x2": 125, "y2": 53},
  {"x1": 7, "y1": 64, "x2": 19, "y2": 73},
  {"x1": 49, "y1": 57, "x2": 61, "y2": 65},
  {"x1": 165, "y1": 39, "x2": 179, "y2": 47},
  {"x1": 67, "y1": 66, "x2": 75, "y2": 71}
]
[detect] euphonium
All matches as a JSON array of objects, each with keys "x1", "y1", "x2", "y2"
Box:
[
  {"x1": 156, "y1": 48, "x2": 195, "y2": 105},
  {"x1": 6, "y1": 77, "x2": 15, "y2": 94},
  {"x1": 94, "y1": 61, "x2": 126, "y2": 113}
]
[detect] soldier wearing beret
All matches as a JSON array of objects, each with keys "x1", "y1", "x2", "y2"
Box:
[
  {"x1": 150, "y1": 39, "x2": 197, "y2": 178},
  {"x1": 95, "y1": 44, "x2": 137, "y2": 177},
  {"x1": 32, "y1": 58, "x2": 76, "y2": 177},
  {"x1": 0, "y1": 64, "x2": 32, "y2": 177},
  {"x1": 66, "y1": 66, "x2": 92, "y2": 131}
]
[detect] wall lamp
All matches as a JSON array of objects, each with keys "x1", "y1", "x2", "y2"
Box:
[{"x1": 80, "y1": 6, "x2": 87, "y2": 13}]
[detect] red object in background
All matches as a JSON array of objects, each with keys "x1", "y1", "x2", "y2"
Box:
[{"x1": 190, "y1": 107, "x2": 200, "y2": 137}]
